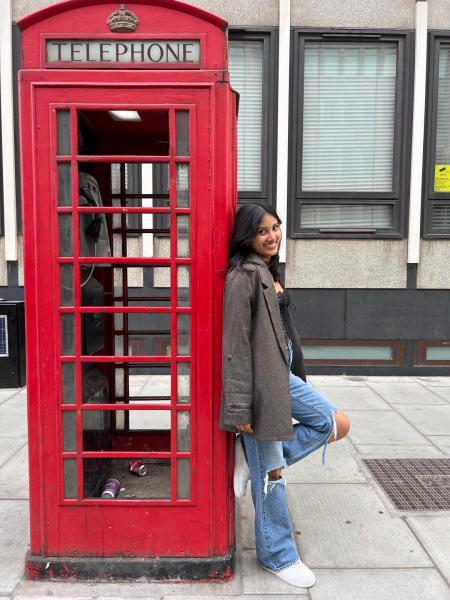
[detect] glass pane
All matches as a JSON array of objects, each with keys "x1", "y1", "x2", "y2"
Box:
[
  {"x1": 58, "y1": 163, "x2": 72, "y2": 206},
  {"x1": 63, "y1": 459, "x2": 77, "y2": 499},
  {"x1": 115, "y1": 367, "x2": 124, "y2": 398},
  {"x1": 435, "y1": 46, "x2": 450, "y2": 173},
  {"x1": 302, "y1": 345, "x2": 393, "y2": 360},
  {"x1": 229, "y1": 41, "x2": 264, "y2": 191},
  {"x1": 82, "y1": 312, "x2": 172, "y2": 357},
  {"x1": 61, "y1": 314, "x2": 74, "y2": 355},
  {"x1": 426, "y1": 346, "x2": 450, "y2": 360},
  {"x1": 59, "y1": 214, "x2": 73, "y2": 257},
  {"x1": 176, "y1": 110, "x2": 189, "y2": 156},
  {"x1": 63, "y1": 410, "x2": 77, "y2": 451},
  {"x1": 62, "y1": 362, "x2": 75, "y2": 404},
  {"x1": 177, "y1": 215, "x2": 190, "y2": 257},
  {"x1": 60, "y1": 265, "x2": 73, "y2": 306},
  {"x1": 128, "y1": 363, "x2": 171, "y2": 399},
  {"x1": 301, "y1": 204, "x2": 393, "y2": 228},
  {"x1": 177, "y1": 362, "x2": 190, "y2": 404},
  {"x1": 177, "y1": 314, "x2": 190, "y2": 356},
  {"x1": 57, "y1": 110, "x2": 71, "y2": 155},
  {"x1": 176, "y1": 164, "x2": 190, "y2": 207},
  {"x1": 302, "y1": 42, "x2": 397, "y2": 192},
  {"x1": 177, "y1": 411, "x2": 190, "y2": 452},
  {"x1": 177, "y1": 458, "x2": 190, "y2": 499},
  {"x1": 83, "y1": 458, "x2": 171, "y2": 499},
  {"x1": 82, "y1": 364, "x2": 110, "y2": 404},
  {"x1": 78, "y1": 264, "x2": 171, "y2": 307},
  {"x1": 177, "y1": 265, "x2": 190, "y2": 307},
  {"x1": 432, "y1": 205, "x2": 450, "y2": 229},
  {"x1": 78, "y1": 110, "x2": 169, "y2": 156}
]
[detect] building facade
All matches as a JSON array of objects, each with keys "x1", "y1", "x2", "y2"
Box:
[{"x1": 1, "y1": 0, "x2": 450, "y2": 376}]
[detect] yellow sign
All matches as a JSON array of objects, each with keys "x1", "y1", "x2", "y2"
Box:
[{"x1": 434, "y1": 165, "x2": 450, "y2": 192}]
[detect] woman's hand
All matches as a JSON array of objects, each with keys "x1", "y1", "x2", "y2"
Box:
[{"x1": 236, "y1": 423, "x2": 253, "y2": 434}]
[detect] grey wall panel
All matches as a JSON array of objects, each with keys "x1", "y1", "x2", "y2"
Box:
[
  {"x1": 291, "y1": 0, "x2": 414, "y2": 29},
  {"x1": 345, "y1": 289, "x2": 450, "y2": 339},
  {"x1": 13, "y1": 0, "x2": 278, "y2": 25},
  {"x1": 417, "y1": 240, "x2": 450, "y2": 289},
  {"x1": 289, "y1": 289, "x2": 346, "y2": 339},
  {"x1": 289, "y1": 288, "x2": 450, "y2": 341},
  {"x1": 285, "y1": 239, "x2": 408, "y2": 289}
]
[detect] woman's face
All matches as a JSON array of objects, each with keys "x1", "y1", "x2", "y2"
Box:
[{"x1": 250, "y1": 212, "x2": 281, "y2": 263}]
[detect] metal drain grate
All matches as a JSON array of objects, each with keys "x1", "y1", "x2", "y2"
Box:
[{"x1": 363, "y1": 458, "x2": 450, "y2": 511}]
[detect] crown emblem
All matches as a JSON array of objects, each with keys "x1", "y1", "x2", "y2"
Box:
[{"x1": 107, "y1": 5, "x2": 139, "y2": 33}]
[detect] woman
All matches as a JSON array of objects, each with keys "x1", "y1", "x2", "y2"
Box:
[{"x1": 220, "y1": 203, "x2": 350, "y2": 588}]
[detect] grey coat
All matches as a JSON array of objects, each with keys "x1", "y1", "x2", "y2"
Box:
[{"x1": 219, "y1": 253, "x2": 307, "y2": 441}]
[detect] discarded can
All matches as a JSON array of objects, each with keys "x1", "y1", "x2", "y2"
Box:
[
  {"x1": 101, "y1": 478, "x2": 121, "y2": 498},
  {"x1": 129, "y1": 460, "x2": 147, "y2": 476}
]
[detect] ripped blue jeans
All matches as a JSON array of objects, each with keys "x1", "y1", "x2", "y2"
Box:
[{"x1": 241, "y1": 343, "x2": 338, "y2": 572}]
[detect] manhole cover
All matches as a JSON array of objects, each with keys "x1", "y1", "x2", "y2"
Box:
[{"x1": 362, "y1": 458, "x2": 450, "y2": 511}]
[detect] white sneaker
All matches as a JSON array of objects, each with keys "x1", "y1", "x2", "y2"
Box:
[
  {"x1": 233, "y1": 435, "x2": 250, "y2": 497},
  {"x1": 263, "y1": 560, "x2": 316, "y2": 588}
]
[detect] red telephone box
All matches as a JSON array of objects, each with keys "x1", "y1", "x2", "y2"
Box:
[{"x1": 18, "y1": 0, "x2": 237, "y2": 580}]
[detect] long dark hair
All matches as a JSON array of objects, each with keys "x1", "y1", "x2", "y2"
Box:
[{"x1": 228, "y1": 203, "x2": 282, "y2": 281}]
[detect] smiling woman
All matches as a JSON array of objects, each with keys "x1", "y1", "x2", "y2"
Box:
[{"x1": 220, "y1": 202, "x2": 350, "y2": 589}]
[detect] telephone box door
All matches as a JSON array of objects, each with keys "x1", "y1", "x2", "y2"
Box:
[{"x1": 26, "y1": 83, "x2": 224, "y2": 559}]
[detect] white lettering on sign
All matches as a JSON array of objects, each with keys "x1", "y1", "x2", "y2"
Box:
[{"x1": 46, "y1": 39, "x2": 200, "y2": 65}]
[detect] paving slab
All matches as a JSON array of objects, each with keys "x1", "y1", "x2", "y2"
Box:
[
  {"x1": 417, "y1": 386, "x2": 450, "y2": 403},
  {"x1": 345, "y1": 411, "x2": 430, "y2": 446},
  {"x1": 354, "y1": 444, "x2": 444, "y2": 457},
  {"x1": 242, "y1": 551, "x2": 308, "y2": 595},
  {"x1": 393, "y1": 405, "x2": 450, "y2": 436},
  {"x1": 313, "y1": 386, "x2": 391, "y2": 411},
  {"x1": 412, "y1": 376, "x2": 450, "y2": 386},
  {"x1": 286, "y1": 438, "x2": 367, "y2": 484},
  {"x1": 363, "y1": 376, "x2": 418, "y2": 383},
  {"x1": 13, "y1": 573, "x2": 243, "y2": 597},
  {"x1": 407, "y1": 517, "x2": 450, "y2": 583},
  {"x1": 367, "y1": 382, "x2": 447, "y2": 405},
  {"x1": 0, "y1": 438, "x2": 27, "y2": 468},
  {"x1": 309, "y1": 568, "x2": 449, "y2": 600},
  {"x1": 0, "y1": 500, "x2": 29, "y2": 595},
  {"x1": 307, "y1": 376, "x2": 366, "y2": 387},
  {"x1": 287, "y1": 484, "x2": 432, "y2": 568},
  {"x1": 165, "y1": 596, "x2": 308, "y2": 600},
  {"x1": 0, "y1": 444, "x2": 29, "y2": 499},
  {"x1": 427, "y1": 436, "x2": 450, "y2": 453},
  {"x1": 0, "y1": 399, "x2": 28, "y2": 439}
]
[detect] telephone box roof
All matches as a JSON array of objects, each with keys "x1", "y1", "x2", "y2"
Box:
[{"x1": 18, "y1": 0, "x2": 228, "y2": 31}]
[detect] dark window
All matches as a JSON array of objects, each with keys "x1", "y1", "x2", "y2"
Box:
[
  {"x1": 424, "y1": 34, "x2": 450, "y2": 237},
  {"x1": 290, "y1": 30, "x2": 412, "y2": 238},
  {"x1": 228, "y1": 29, "x2": 277, "y2": 205}
]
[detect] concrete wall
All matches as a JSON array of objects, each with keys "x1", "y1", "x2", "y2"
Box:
[{"x1": 285, "y1": 239, "x2": 407, "y2": 289}]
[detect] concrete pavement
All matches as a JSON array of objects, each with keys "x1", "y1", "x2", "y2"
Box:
[{"x1": 1, "y1": 376, "x2": 449, "y2": 599}]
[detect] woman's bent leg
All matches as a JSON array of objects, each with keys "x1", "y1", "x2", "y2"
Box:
[
  {"x1": 282, "y1": 373, "x2": 342, "y2": 466},
  {"x1": 241, "y1": 434, "x2": 299, "y2": 571}
]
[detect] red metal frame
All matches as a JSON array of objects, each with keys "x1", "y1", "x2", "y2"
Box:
[{"x1": 19, "y1": 0, "x2": 236, "y2": 567}]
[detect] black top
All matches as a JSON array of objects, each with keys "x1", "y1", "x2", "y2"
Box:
[{"x1": 277, "y1": 289, "x2": 292, "y2": 344}]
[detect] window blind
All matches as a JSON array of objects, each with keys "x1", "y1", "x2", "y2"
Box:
[
  {"x1": 435, "y1": 45, "x2": 450, "y2": 167},
  {"x1": 302, "y1": 42, "x2": 397, "y2": 192},
  {"x1": 229, "y1": 41, "x2": 264, "y2": 191},
  {"x1": 432, "y1": 205, "x2": 450, "y2": 229},
  {"x1": 301, "y1": 204, "x2": 393, "y2": 228}
]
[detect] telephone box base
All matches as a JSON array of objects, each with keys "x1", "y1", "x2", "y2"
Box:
[{"x1": 25, "y1": 549, "x2": 235, "y2": 582}]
